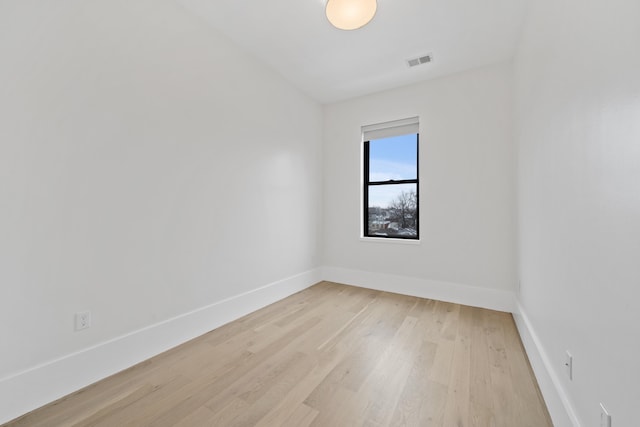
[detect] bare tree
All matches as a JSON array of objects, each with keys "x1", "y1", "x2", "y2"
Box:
[{"x1": 389, "y1": 190, "x2": 417, "y2": 229}]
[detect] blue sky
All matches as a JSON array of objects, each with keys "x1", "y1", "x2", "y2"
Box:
[{"x1": 367, "y1": 133, "x2": 417, "y2": 208}]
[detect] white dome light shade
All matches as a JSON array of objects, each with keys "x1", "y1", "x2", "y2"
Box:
[{"x1": 325, "y1": 0, "x2": 377, "y2": 30}]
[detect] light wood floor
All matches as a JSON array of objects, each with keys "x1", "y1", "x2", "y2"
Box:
[{"x1": 5, "y1": 282, "x2": 552, "y2": 427}]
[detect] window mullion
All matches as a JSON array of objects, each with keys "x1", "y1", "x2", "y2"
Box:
[
  {"x1": 363, "y1": 141, "x2": 370, "y2": 237},
  {"x1": 368, "y1": 179, "x2": 417, "y2": 186}
]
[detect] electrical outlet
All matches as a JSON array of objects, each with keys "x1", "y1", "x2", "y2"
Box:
[
  {"x1": 75, "y1": 311, "x2": 91, "y2": 331},
  {"x1": 600, "y1": 403, "x2": 611, "y2": 427},
  {"x1": 564, "y1": 351, "x2": 573, "y2": 380}
]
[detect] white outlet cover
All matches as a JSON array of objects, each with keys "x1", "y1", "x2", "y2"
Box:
[
  {"x1": 565, "y1": 351, "x2": 573, "y2": 380},
  {"x1": 75, "y1": 311, "x2": 91, "y2": 331}
]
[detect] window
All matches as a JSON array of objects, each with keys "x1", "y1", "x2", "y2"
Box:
[{"x1": 362, "y1": 117, "x2": 419, "y2": 240}]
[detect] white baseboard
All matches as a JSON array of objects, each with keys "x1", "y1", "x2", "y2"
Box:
[
  {"x1": 513, "y1": 301, "x2": 581, "y2": 427},
  {"x1": 321, "y1": 266, "x2": 515, "y2": 312},
  {"x1": 0, "y1": 268, "x2": 321, "y2": 425}
]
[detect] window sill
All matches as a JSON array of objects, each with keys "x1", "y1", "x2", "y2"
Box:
[{"x1": 359, "y1": 237, "x2": 421, "y2": 245}]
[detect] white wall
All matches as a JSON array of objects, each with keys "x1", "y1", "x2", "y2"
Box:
[
  {"x1": 322, "y1": 63, "x2": 516, "y2": 310},
  {"x1": 514, "y1": 0, "x2": 640, "y2": 425},
  {"x1": 0, "y1": 0, "x2": 322, "y2": 422},
  {"x1": 5, "y1": 0, "x2": 637, "y2": 424}
]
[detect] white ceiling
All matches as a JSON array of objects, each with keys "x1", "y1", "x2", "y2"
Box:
[{"x1": 178, "y1": 0, "x2": 527, "y2": 104}]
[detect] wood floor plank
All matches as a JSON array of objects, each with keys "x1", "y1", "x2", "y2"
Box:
[
  {"x1": 3, "y1": 282, "x2": 552, "y2": 427},
  {"x1": 469, "y1": 307, "x2": 497, "y2": 427},
  {"x1": 442, "y1": 304, "x2": 472, "y2": 427},
  {"x1": 281, "y1": 404, "x2": 319, "y2": 427},
  {"x1": 388, "y1": 339, "x2": 438, "y2": 426},
  {"x1": 253, "y1": 357, "x2": 341, "y2": 427},
  {"x1": 358, "y1": 315, "x2": 423, "y2": 426}
]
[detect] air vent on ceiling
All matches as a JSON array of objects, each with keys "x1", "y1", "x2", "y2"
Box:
[{"x1": 407, "y1": 54, "x2": 433, "y2": 68}]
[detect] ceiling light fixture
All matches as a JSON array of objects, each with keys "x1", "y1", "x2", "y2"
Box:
[{"x1": 325, "y1": 0, "x2": 377, "y2": 31}]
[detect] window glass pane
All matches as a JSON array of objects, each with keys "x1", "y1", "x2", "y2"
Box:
[
  {"x1": 369, "y1": 134, "x2": 417, "y2": 182},
  {"x1": 367, "y1": 183, "x2": 417, "y2": 237}
]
